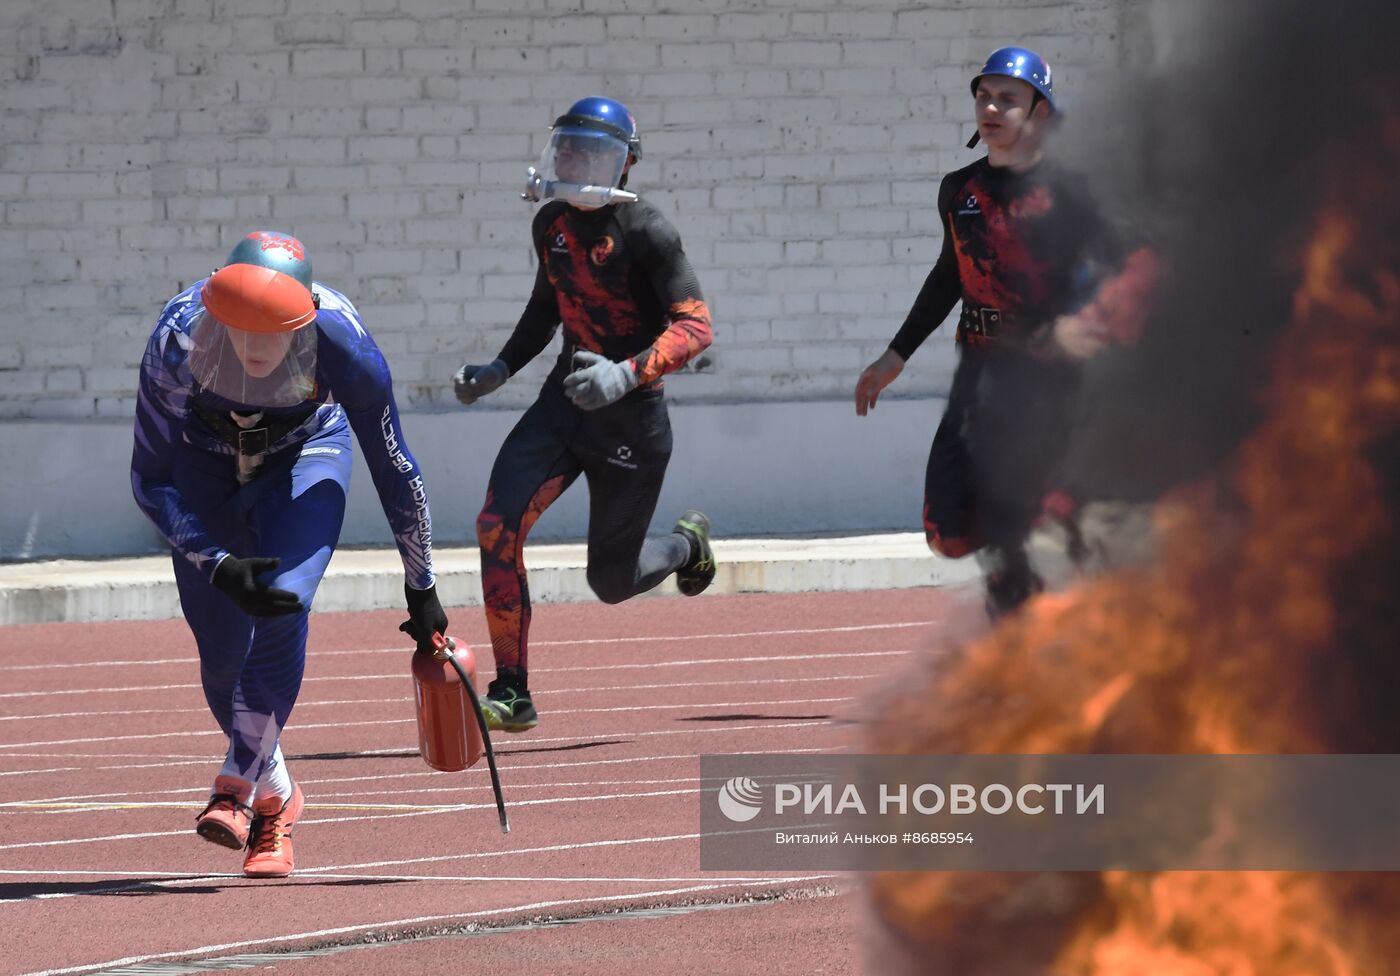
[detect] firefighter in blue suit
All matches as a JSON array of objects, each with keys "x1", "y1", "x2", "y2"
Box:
[{"x1": 131, "y1": 231, "x2": 447, "y2": 878}]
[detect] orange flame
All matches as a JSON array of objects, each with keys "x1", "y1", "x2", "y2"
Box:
[{"x1": 868, "y1": 155, "x2": 1400, "y2": 972}]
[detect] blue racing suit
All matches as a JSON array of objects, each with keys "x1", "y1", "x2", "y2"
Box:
[{"x1": 131, "y1": 280, "x2": 435, "y2": 791}]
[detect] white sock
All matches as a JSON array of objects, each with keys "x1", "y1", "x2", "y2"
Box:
[{"x1": 253, "y1": 744, "x2": 293, "y2": 802}]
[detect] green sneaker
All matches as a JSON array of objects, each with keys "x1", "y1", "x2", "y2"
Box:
[
  {"x1": 673, "y1": 510, "x2": 716, "y2": 597},
  {"x1": 479, "y1": 670, "x2": 538, "y2": 733}
]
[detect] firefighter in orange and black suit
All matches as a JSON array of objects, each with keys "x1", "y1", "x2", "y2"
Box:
[
  {"x1": 453, "y1": 96, "x2": 715, "y2": 732},
  {"x1": 856, "y1": 48, "x2": 1157, "y2": 617}
]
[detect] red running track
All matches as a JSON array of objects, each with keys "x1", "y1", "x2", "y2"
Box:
[{"x1": 0, "y1": 587, "x2": 966, "y2": 976}]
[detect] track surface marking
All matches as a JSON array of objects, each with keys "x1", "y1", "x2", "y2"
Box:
[{"x1": 0, "y1": 588, "x2": 962, "y2": 975}]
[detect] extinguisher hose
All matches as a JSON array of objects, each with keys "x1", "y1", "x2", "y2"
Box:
[{"x1": 443, "y1": 649, "x2": 510, "y2": 834}]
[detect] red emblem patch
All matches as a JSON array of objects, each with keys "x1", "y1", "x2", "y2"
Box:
[
  {"x1": 590, "y1": 236, "x2": 615, "y2": 266},
  {"x1": 248, "y1": 231, "x2": 306, "y2": 261}
]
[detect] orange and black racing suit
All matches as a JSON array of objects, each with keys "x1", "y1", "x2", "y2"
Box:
[
  {"x1": 890, "y1": 157, "x2": 1155, "y2": 609},
  {"x1": 477, "y1": 198, "x2": 712, "y2": 671}
]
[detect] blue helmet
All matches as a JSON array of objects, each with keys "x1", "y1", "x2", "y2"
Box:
[
  {"x1": 224, "y1": 231, "x2": 314, "y2": 292},
  {"x1": 971, "y1": 46, "x2": 1055, "y2": 110},
  {"x1": 553, "y1": 96, "x2": 642, "y2": 160}
]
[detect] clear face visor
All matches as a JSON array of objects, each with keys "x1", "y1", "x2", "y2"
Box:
[
  {"x1": 537, "y1": 130, "x2": 629, "y2": 190},
  {"x1": 187, "y1": 306, "x2": 318, "y2": 407}
]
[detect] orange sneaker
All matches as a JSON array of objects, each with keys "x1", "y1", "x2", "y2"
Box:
[
  {"x1": 243, "y1": 783, "x2": 305, "y2": 879},
  {"x1": 195, "y1": 775, "x2": 255, "y2": 850}
]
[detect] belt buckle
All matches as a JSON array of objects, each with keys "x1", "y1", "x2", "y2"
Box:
[
  {"x1": 238, "y1": 427, "x2": 269, "y2": 457},
  {"x1": 979, "y1": 307, "x2": 1002, "y2": 338}
]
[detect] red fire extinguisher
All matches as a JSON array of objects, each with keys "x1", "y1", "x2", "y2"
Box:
[{"x1": 412, "y1": 633, "x2": 509, "y2": 833}]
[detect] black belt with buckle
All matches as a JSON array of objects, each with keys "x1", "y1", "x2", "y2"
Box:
[
  {"x1": 960, "y1": 305, "x2": 1007, "y2": 339},
  {"x1": 192, "y1": 402, "x2": 319, "y2": 457}
]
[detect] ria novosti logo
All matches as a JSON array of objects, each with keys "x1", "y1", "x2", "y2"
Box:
[
  {"x1": 715, "y1": 776, "x2": 1108, "y2": 824},
  {"x1": 716, "y1": 777, "x2": 764, "y2": 822}
]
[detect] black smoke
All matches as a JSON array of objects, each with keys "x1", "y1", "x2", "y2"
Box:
[{"x1": 1062, "y1": 0, "x2": 1400, "y2": 502}]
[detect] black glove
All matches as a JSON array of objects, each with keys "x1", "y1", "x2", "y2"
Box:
[
  {"x1": 211, "y1": 556, "x2": 304, "y2": 617},
  {"x1": 399, "y1": 583, "x2": 449, "y2": 653},
  {"x1": 453, "y1": 359, "x2": 509, "y2": 406}
]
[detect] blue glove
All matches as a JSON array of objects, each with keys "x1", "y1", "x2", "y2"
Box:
[
  {"x1": 563, "y1": 350, "x2": 638, "y2": 411},
  {"x1": 453, "y1": 358, "x2": 509, "y2": 406}
]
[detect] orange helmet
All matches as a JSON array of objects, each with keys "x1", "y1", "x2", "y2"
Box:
[{"x1": 201, "y1": 232, "x2": 316, "y2": 334}]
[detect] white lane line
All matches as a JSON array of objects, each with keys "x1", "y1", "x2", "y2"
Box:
[
  {"x1": 0, "y1": 723, "x2": 393, "y2": 751},
  {"x1": 0, "y1": 790, "x2": 696, "y2": 849},
  {"x1": 0, "y1": 730, "x2": 851, "y2": 779},
  {"x1": 0, "y1": 720, "x2": 831, "y2": 847},
  {"x1": 2, "y1": 826, "x2": 789, "y2": 883},
  {"x1": 0, "y1": 868, "x2": 220, "y2": 880},
  {"x1": 0, "y1": 681, "x2": 195, "y2": 701},
  {"x1": 0, "y1": 650, "x2": 907, "y2": 702},
  {"x1": 321, "y1": 745, "x2": 842, "y2": 782},
  {"x1": 566, "y1": 695, "x2": 849, "y2": 715},
  {"x1": 0, "y1": 743, "x2": 829, "y2": 784},
  {"x1": 383, "y1": 718, "x2": 831, "y2": 752},
  {"x1": 0, "y1": 674, "x2": 875, "y2": 724},
  {"x1": 0, "y1": 758, "x2": 225, "y2": 774},
  {"x1": 13, "y1": 875, "x2": 840, "y2": 976},
  {"x1": 10, "y1": 778, "x2": 711, "y2": 812},
  {"x1": 0, "y1": 619, "x2": 936, "y2": 672},
  {"x1": 0, "y1": 766, "x2": 85, "y2": 778},
  {"x1": 6, "y1": 746, "x2": 840, "y2": 807},
  {"x1": 7, "y1": 777, "x2": 824, "y2": 831},
  {"x1": 301, "y1": 827, "x2": 730, "y2": 872},
  {"x1": 19, "y1": 778, "x2": 759, "y2": 815},
  {"x1": 0, "y1": 699, "x2": 393, "y2": 723},
  {"x1": 0, "y1": 695, "x2": 849, "y2": 751}
]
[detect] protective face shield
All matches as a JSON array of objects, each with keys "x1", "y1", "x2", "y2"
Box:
[
  {"x1": 188, "y1": 262, "x2": 318, "y2": 407},
  {"x1": 545, "y1": 131, "x2": 628, "y2": 188},
  {"x1": 522, "y1": 98, "x2": 641, "y2": 209}
]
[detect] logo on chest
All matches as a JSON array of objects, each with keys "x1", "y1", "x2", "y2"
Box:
[
  {"x1": 957, "y1": 193, "x2": 982, "y2": 217},
  {"x1": 549, "y1": 232, "x2": 570, "y2": 255},
  {"x1": 589, "y1": 235, "x2": 616, "y2": 267}
]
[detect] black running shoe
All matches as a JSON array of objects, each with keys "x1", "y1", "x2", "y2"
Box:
[
  {"x1": 673, "y1": 510, "x2": 716, "y2": 597},
  {"x1": 479, "y1": 668, "x2": 538, "y2": 732}
]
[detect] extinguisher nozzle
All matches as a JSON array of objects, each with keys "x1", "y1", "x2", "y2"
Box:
[
  {"x1": 430, "y1": 631, "x2": 451, "y2": 660},
  {"x1": 442, "y1": 649, "x2": 510, "y2": 833}
]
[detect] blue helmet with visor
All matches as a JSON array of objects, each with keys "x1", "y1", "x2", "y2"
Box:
[
  {"x1": 554, "y1": 96, "x2": 642, "y2": 160},
  {"x1": 523, "y1": 97, "x2": 641, "y2": 209}
]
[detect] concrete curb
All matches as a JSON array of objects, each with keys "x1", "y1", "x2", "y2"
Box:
[{"x1": 0, "y1": 534, "x2": 980, "y2": 625}]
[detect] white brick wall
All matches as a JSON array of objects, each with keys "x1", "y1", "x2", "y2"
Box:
[{"x1": 0, "y1": 0, "x2": 1129, "y2": 421}]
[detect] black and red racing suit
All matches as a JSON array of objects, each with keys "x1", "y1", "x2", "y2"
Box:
[
  {"x1": 890, "y1": 156, "x2": 1155, "y2": 605},
  {"x1": 477, "y1": 197, "x2": 713, "y2": 672}
]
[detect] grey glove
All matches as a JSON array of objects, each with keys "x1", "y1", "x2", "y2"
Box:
[
  {"x1": 563, "y1": 350, "x2": 638, "y2": 411},
  {"x1": 453, "y1": 358, "x2": 509, "y2": 406}
]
